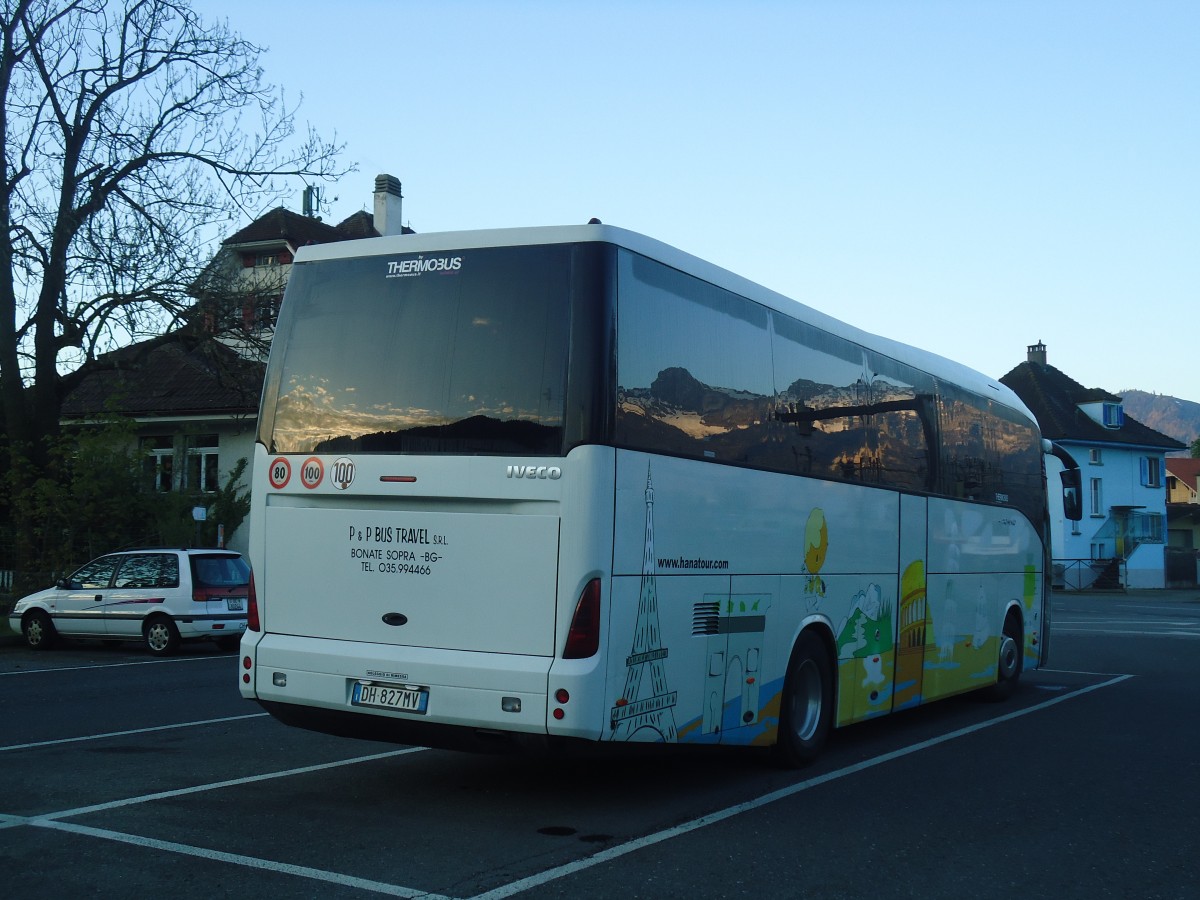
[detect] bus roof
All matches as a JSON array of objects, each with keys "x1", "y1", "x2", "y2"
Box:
[{"x1": 292, "y1": 222, "x2": 1034, "y2": 424}]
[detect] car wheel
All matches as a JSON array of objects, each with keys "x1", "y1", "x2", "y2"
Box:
[
  {"x1": 773, "y1": 629, "x2": 833, "y2": 768},
  {"x1": 22, "y1": 609, "x2": 57, "y2": 651},
  {"x1": 982, "y1": 611, "x2": 1023, "y2": 702},
  {"x1": 144, "y1": 615, "x2": 181, "y2": 656}
]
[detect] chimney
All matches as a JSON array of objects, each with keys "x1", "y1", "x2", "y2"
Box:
[
  {"x1": 1027, "y1": 340, "x2": 1047, "y2": 366},
  {"x1": 373, "y1": 174, "x2": 403, "y2": 236}
]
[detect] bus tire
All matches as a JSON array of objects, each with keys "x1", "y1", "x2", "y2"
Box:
[
  {"x1": 144, "y1": 615, "x2": 181, "y2": 657},
  {"x1": 23, "y1": 609, "x2": 57, "y2": 651},
  {"x1": 774, "y1": 629, "x2": 833, "y2": 768},
  {"x1": 982, "y1": 611, "x2": 1023, "y2": 702}
]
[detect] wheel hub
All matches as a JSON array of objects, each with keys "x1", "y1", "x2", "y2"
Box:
[{"x1": 998, "y1": 634, "x2": 1018, "y2": 679}]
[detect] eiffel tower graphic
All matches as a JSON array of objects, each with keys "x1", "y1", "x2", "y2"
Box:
[{"x1": 610, "y1": 466, "x2": 678, "y2": 742}]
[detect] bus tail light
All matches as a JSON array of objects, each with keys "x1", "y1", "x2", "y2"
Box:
[
  {"x1": 247, "y1": 571, "x2": 260, "y2": 632},
  {"x1": 563, "y1": 578, "x2": 601, "y2": 659}
]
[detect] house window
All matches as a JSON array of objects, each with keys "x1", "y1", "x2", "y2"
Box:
[
  {"x1": 255, "y1": 252, "x2": 280, "y2": 267},
  {"x1": 1140, "y1": 457, "x2": 1162, "y2": 488},
  {"x1": 242, "y1": 294, "x2": 281, "y2": 330},
  {"x1": 1129, "y1": 512, "x2": 1164, "y2": 543},
  {"x1": 1089, "y1": 477, "x2": 1104, "y2": 517},
  {"x1": 186, "y1": 435, "x2": 220, "y2": 493},
  {"x1": 142, "y1": 436, "x2": 175, "y2": 492},
  {"x1": 256, "y1": 294, "x2": 281, "y2": 328},
  {"x1": 1089, "y1": 448, "x2": 1102, "y2": 465},
  {"x1": 1102, "y1": 403, "x2": 1124, "y2": 428}
]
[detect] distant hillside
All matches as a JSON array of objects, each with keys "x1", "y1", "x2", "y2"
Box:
[{"x1": 1118, "y1": 390, "x2": 1200, "y2": 452}]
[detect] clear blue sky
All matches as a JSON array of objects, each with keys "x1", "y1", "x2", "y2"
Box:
[{"x1": 194, "y1": 0, "x2": 1197, "y2": 401}]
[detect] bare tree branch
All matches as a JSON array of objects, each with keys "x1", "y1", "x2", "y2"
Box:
[{"x1": 0, "y1": 0, "x2": 351, "y2": 467}]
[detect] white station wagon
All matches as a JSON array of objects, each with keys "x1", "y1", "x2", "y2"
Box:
[{"x1": 8, "y1": 549, "x2": 250, "y2": 656}]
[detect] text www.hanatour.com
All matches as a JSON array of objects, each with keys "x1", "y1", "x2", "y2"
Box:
[{"x1": 657, "y1": 557, "x2": 730, "y2": 571}]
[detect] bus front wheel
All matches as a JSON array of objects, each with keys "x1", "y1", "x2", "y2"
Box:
[
  {"x1": 774, "y1": 629, "x2": 833, "y2": 768},
  {"x1": 982, "y1": 611, "x2": 1023, "y2": 702}
]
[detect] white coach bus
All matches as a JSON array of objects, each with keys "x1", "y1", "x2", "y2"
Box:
[{"x1": 239, "y1": 222, "x2": 1079, "y2": 765}]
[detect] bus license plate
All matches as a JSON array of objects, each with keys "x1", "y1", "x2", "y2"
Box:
[
  {"x1": 226, "y1": 597, "x2": 244, "y2": 611},
  {"x1": 352, "y1": 682, "x2": 428, "y2": 715}
]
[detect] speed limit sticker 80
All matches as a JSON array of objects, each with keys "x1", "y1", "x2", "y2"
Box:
[{"x1": 268, "y1": 457, "x2": 291, "y2": 489}]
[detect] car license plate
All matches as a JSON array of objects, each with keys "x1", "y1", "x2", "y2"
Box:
[
  {"x1": 226, "y1": 597, "x2": 244, "y2": 611},
  {"x1": 352, "y1": 681, "x2": 428, "y2": 714}
]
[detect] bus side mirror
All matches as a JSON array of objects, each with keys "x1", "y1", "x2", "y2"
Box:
[{"x1": 1060, "y1": 468, "x2": 1083, "y2": 521}]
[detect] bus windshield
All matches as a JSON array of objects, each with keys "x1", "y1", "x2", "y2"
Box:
[{"x1": 259, "y1": 244, "x2": 576, "y2": 455}]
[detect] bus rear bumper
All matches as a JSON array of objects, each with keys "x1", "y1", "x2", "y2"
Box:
[
  {"x1": 243, "y1": 632, "x2": 553, "y2": 739},
  {"x1": 258, "y1": 698, "x2": 559, "y2": 754}
]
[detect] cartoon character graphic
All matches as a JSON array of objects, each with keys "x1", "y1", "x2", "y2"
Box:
[
  {"x1": 835, "y1": 583, "x2": 895, "y2": 721},
  {"x1": 803, "y1": 507, "x2": 828, "y2": 605}
]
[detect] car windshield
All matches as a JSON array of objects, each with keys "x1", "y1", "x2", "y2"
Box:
[
  {"x1": 191, "y1": 555, "x2": 251, "y2": 587},
  {"x1": 68, "y1": 556, "x2": 119, "y2": 589}
]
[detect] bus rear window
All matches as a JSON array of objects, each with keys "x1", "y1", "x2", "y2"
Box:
[{"x1": 260, "y1": 245, "x2": 574, "y2": 455}]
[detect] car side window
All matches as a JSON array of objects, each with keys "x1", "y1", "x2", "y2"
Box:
[
  {"x1": 69, "y1": 557, "x2": 119, "y2": 590},
  {"x1": 157, "y1": 555, "x2": 180, "y2": 588},
  {"x1": 114, "y1": 554, "x2": 178, "y2": 589}
]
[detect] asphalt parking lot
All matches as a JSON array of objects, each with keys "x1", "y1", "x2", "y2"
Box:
[{"x1": 2, "y1": 588, "x2": 1198, "y2": 899}]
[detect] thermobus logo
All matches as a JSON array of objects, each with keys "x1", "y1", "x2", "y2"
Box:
[{"x1": 385, "y1": 255, "x2": 463, "y2": 278}]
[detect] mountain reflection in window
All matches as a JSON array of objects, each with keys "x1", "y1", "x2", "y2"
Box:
[
  {"x1": 264, "y1": 246, "x2": 571, "y2": 455},
  {"x1": 616, "y1": 366, "x2": 933, "y2": 492},
  {"x1": 312, "y1": 416, "x2": 561, "y2": 455},
  {"x1": 613, "y1": 247, "x2": 1044, "y2": 523}
]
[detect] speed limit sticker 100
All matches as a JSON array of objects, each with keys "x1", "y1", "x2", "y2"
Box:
[{"x1": 300, "y1": 457, "x2": 324, "y2": 489}]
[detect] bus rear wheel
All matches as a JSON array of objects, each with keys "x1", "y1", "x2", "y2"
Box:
[{"x1": 774, "y1": 629, "x2": 833, "y2": 768}]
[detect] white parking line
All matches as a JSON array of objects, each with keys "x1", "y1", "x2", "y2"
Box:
[
  {"x1": 37, "y1": 820, "x2": 451, "y2": 900},
  {"x1": 0, "y1": 654, "x2": 232, "y2": 676},
  {"x1": 33, "y1": 747, "x2": 426, "y2": 821},
  {"x1": 0, "y1": 713, "x2": 270, "y2": 752},
  {"x1": 469, "y1": 674, "x2": 1134, "y2": 900},
  {"x1": 8, "y1": 673, "x2": 1133, "y2": 899},
  {"x1": 19, "y1": 746, "x2": 434, "y2": 898}
]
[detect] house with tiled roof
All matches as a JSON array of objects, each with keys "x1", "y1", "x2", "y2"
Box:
[
  {"x1": 1000, "y1": 341, "x2": 1186, "y2": 589},
  {"x1": 1165, "y1": 458, "x2": 1200, "y2": 586},
  {"x1": 1166, "y1": 458, "x2": 1200, "y2": 505},
  {"x1": 61, "y1": 337, "x2": 266, "y2": 550},
  {"x1": 195, "y1": 175, "x2": 410, "y2": 362},
  {"x1": 60, "y1": 176, "x2": 410, "y2": 555}
]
